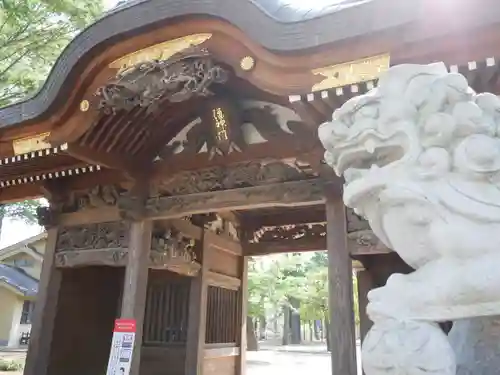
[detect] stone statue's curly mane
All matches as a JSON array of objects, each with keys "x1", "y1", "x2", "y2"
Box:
[{"x1": 319, "y1": 62, "x2": 500, "y2": 375}]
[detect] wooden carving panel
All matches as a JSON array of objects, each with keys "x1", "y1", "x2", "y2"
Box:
[
  {"x1": 55, "y1": 221, "x2": 129, "y2": 267},
  {"x1": 97, "y1": 47, "x2": 227, "y2": 114},
  {"x1": 56, "y1": 222, "x2": 129, "y2": 252},
  {"x1": 154, "y1": 161, "x2": 309, "y2": 196}
]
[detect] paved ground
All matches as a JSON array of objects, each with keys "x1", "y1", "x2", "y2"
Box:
[
  {"x1": 248, "y1": 343, "x2": 362, "y2": 375},
  {"x1": 0, "y1": 343, "x2": 362, "y2": 375}
]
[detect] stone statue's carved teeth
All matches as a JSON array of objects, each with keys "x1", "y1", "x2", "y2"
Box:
[
  {"x1": 337, "y1": 143, "x2": 405, "y2": 179},
  {"x1": 365, "y1": 139, "x2": 376, "y2": 154}
]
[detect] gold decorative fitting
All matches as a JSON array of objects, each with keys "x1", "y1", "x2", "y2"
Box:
[
  {"x1": 12, "y1": 132, "x2": 51, "y2": 155},
  {"x1": 79, "y1": 100, "x2": 90, "y2": 112},
  {"x1": 311, "y1": 54, "x2": 390, "y2": 92},
  {"x1": 109, "y1": 33, "x2": 212, "y2": 74},
  {"x1": 240, "y1": 56, "x2": 255, "y2": 71}
]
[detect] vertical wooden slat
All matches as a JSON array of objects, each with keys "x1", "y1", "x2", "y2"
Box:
[
  {"x1": 24, "y1": 228, "x2": 61, "y2": 375},
  {"x1": 325, "y1": 187, "x2": 357, "y2": 375},
  {"x1": 206, "y1": 287, "x2": 212, "y2": 343},
  {"x1": 237, "y1": 256, "x2": 249, "y2": 375},
  {"x1": 120, "y1": 220, "x2": 153, "y2": 375},
  {"x1": 153, "y1": 285, "x2": 161, "y2": 343},
  {"x1": 185, "y1": 232, "x2": 209, "y2": 375}
]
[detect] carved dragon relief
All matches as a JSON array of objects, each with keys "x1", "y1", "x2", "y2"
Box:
[
  {"x1": 96, "y1": 47, "x2": 227, "y2": 114},
  {"x1": 153, "y1": 160, "x2": 310, "y2": 196},
  {"x1": 319, "y1": 62, "x2": 500, "y2": 375}
]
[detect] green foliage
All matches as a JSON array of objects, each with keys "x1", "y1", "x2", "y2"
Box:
[
  {"x1": 247, "y1": 252, "x2": 360, "y2": 328},
  {"x1": 0, "y1": 359, "x2": 23, "y2": 371},
  {"x1": 0, "y1": 200, "x2": 41, "y2": 224},
  {"x1": 0, "y1": 0, "x2": 104, "y2": 106}
]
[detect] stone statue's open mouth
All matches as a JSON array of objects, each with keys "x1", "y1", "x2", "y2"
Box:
[{"x1": 327, "y1": 131, "x2": 408, "y2": 207}]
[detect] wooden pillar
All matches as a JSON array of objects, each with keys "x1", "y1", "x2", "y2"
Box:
[
  {"x1": 237, "y1": 256, "x2": 249, "y2": 375},
  {"x1": 356, "y1": 269, "x2": 374, "y2": 343},
  {"x1": 121, "y1": 220, "x2": 153, "y2": 375},
  {"x1": 325, "y1": 187, "x2": 357, "y2": 375},
  {"x1": 185, "y1": 231, "x2": 210, "y2": 375},
  {"x1": 24, "y1": 228, "x2": 61, "y2": 375}
]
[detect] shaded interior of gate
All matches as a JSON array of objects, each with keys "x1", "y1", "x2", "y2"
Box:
[{"x1": 46, "y1": 267, "x2": 242, "y2": 375}]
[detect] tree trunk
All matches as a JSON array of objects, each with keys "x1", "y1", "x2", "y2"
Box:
[
  {"x1": 282, "y1": 305, "x2": 290, "y2": 345},
  {"x1": 259, "y1": 315, "x2": 266, "y2": 340},
  {"x1": 314, "y1": 320, "x2": 320, "y2": 340},
  {"x1": 289, "y1": 297, "x2": 301, "y2": 344},
  {"x1": 325, "y1": 316, "x2": 331, "y2": 352},
  {"x1": 247, "y1": 316, "x2": 259, "y2": 351},
  {"x1": 309, "y1": 321, "x2": 314, "y2": 342}
]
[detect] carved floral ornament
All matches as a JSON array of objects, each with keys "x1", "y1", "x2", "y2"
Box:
[{"x1": 319, "y1": 62, "x2": 500, "y2": 375}]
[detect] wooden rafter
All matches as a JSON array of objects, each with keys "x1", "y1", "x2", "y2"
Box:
[{"x1": 64, "y1": 143, "x2": 145, "y2": 177}]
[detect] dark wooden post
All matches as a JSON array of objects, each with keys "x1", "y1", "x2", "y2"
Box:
[
  {"x1": 356, "y1": 269, "x2": 374, "y2": 343},
  {"x1": 24, "y1": 228, "x2": 61, "y2": 375},
  {"x1": 121, "y1": 220, "x2": 153, "y2": 375},
  {"x1": 237, "y1": 256, "x2": 249, "y2": 375},
  {"x1": 325, "y1": 186, "x2": 357, "y2": 375},
  {"x1": 185, "y1": 231, "x2": 210, "y2": 375}
]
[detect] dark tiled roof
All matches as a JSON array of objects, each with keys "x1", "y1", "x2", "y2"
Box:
[
  {"x1": 0, "y1": 264, "x2": 38, "y2": 297},
  {"x1": 107, "y1": 0, "x2": 372, "y2": 22}
]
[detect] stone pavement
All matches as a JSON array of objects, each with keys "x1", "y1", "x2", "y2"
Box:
[
  {"x1": 0, "y1": 343, "x2": 362, "y2": 375},
  {"x1": 248, "y1": 342, "x2": 362, "y2": 375}
]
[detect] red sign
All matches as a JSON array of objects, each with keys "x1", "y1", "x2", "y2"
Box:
[{"x1": 113, "y1": 319, "x2": 136, "y2": 333}]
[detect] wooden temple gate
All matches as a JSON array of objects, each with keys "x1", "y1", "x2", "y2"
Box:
[{"x1": 0, "y1": 1, "x2": 500, "y2": 374}]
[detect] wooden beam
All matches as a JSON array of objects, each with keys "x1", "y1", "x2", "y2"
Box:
[
  {"x1": 244, "y1": 233, "x2": 391, "y2": 257},
  {"x1": 205, "y1": 231, "x2": 243, "y2": 256},
  {"x1": 141, "y1": 179, "x2": 325, "y2": 220},
  {"x1": 325, "y1": 187, "x2": 357, "y2": 375},
  {"x1": 207, "y1": 271, "x2": 241, "y2": 290},
  {"x1": 185, "y1": 231, "x2": 210, "y2": 375},
  {"x1": 24, "y1": 228, "x2": 61, "y2": 375},
  {"x1": 120, "y1": 220, "x2": 153, "y2": 375},
  {"x1": 244, "y1": 206, "x2": 325, "y2": 228}
]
